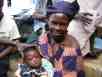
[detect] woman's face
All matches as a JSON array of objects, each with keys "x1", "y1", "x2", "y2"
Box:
[{"x1": 48, "y1": 13, "x2": 70, "y2": 43}]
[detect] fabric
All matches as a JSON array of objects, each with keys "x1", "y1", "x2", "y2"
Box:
[
  {"x1": 11, "y1": 0, "x2": 34, "y2": 10},
  {"x1": 17, "y1": 58, "x2": 54, "y2": 77},
  {"x1": 0, "y1": 15, "x2": 21, "y2": 40},
  {"x1": 42, "y1": 58, "x2": 54, "y2": 77},
  {"x1": 68, "y1": 0, "x2": 102, "y2": 56},
  {"x1": 47, "y1": 1, "x2": 79, "y2": 17},
  {"x1": 0, "y1": 73, "x2": 7, "y2": 77},
  {"x1": 68, "y1": 19, "x2": 92, "y2": 56},
  {"x1": 39, "y1": 33, "x2": 84, "y2": 77},
  {"x1": 0, "y1": 0, "x2": 3, "y2": 8},
  {"x1": 32, "y1": 0, "x2": 47, "y2": 31},
  {"x1": 0, "y1": 15, "x2": 21, "y2": 75},
  {"x1": 68, "y1": 11, "x2": 102, "y2": 56},
  {"x1": 78, "y1": 0, "x2": 102, "y2": 16}
]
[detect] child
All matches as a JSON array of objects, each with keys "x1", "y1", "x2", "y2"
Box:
[{"x1": 15, "y1": 45, "x2": 53, "y2": 77}]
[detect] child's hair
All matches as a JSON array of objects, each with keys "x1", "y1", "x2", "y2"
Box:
[{"x1": 22, "y1": 45, "x2": 42, "y2": 58}]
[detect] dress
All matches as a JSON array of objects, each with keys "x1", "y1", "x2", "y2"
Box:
[{"x1": 39, "y1": 33, "x2": 85, "y2": 77}]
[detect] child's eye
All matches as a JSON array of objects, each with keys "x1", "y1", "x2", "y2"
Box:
[
  {"x1": 26, "y1": 55, "x2": 40, "y2": 60},
  {"x1": 27, "y1": 56, "x2": 34, "y2": 60}
]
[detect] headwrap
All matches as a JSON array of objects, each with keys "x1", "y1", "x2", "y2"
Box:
[{"x1": 47, "y1": 0, "x2": 80, "y2": 18}]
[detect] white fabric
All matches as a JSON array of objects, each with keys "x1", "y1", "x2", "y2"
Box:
[
  {"x1": 33, "y1": 0, "x2": 47, "y2": 14},
  {"x1": 68, "y1": 19, "x2": 91, "y2": 55},
  {"x1": 0, "y1": 15, "x2": 21, "y2": 40},
  {"x1": 11, "y1": 0, "x2": 34, "y2": 10},
  {"x1": 68, "y1": 0, "x2": 102, "y2": 56},
  {"x1": 33, "y1": 0, "x2": 48, "y2": 31},
  {"x1": 78, "y1": 0, "x2": 102, "y2": 15},
  {"x1": 42, "y1": 58, "x2": 54, "y2": 77},
  {"x1": 8, "y1": 0, "x2": 35, "y2": 15}
]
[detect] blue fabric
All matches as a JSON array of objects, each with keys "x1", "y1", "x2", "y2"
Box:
[
  {"x1": 0, "y1": 48, "x2": 9, "y2": 75},
  {"x1": 47, "y1": 1, "x2": 80, "y2": 17},
  {"x1": 54, "y1": 71, "x2": 62, "y2": 77},
  {"x1": 76, "y1": 48, "x2": 82, "y2": 56},
  {"x1": 0, "y1": 59, "x2": 9, "y2": 75},
  {"x1": 40, "y1": 44, "x2": 49, "y2": 58},
  {"x1": 63, "y1": 56, "x2": 77, "y2": 71},
  {"x1": 78, "y1": 70, "x2": 85, "y2": 77},
  {"x1": 0, "y1": 48, "x2": 5, "y2": 52},
  {"x1": 53, "y1": 47, "x2": 64, "y2": 61}
]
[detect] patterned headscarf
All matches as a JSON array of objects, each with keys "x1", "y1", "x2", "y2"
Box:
[{"x1": 47, "y1": 0, "x2": 80, "y2": 18}]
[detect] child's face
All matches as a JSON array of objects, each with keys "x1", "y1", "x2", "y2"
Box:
[{"x1": 24, "y1": 50, "x2": 41, "y2": 68}]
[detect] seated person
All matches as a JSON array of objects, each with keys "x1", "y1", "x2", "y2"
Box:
[{"x1": 15, "y1": 45, "x2": 53, "y2": 77}]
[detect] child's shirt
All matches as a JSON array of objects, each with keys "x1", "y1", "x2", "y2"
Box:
[{"x1": 17, "y1": 58, "x2": 54, "y2": 77}]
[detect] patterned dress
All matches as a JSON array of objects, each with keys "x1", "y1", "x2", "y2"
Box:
[{"x1": 39, "y1": 33, "x2": 85, "y2": 77}]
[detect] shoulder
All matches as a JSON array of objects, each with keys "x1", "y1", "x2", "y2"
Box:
[{"x1": 65, "y1": 34, "x2": 80, "y2": 48}]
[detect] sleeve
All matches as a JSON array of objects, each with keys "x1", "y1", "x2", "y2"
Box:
[
  {"x1": 42, "y1": 58, "x2": 54, "y2": 77},
  {"x1": 9, "y1": 17, "x2": 21, "y2": 40}
]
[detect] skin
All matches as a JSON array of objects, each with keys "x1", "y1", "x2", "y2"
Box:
[
  {"x1": 48, "y1": 13, "x2": 79, "y2": 47},
  {"x1": 48, "y1": 13, "x2": 69, "y2": 39},
  {"x1": 15, "y1": 50, "x2": 47, "y2": 77},
  {"x1": 0, "y1": 0, "x2": 19, "y2": 58},
  {"x1": 24, "y1": 50, "x2": 42, "y2": 69}
]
